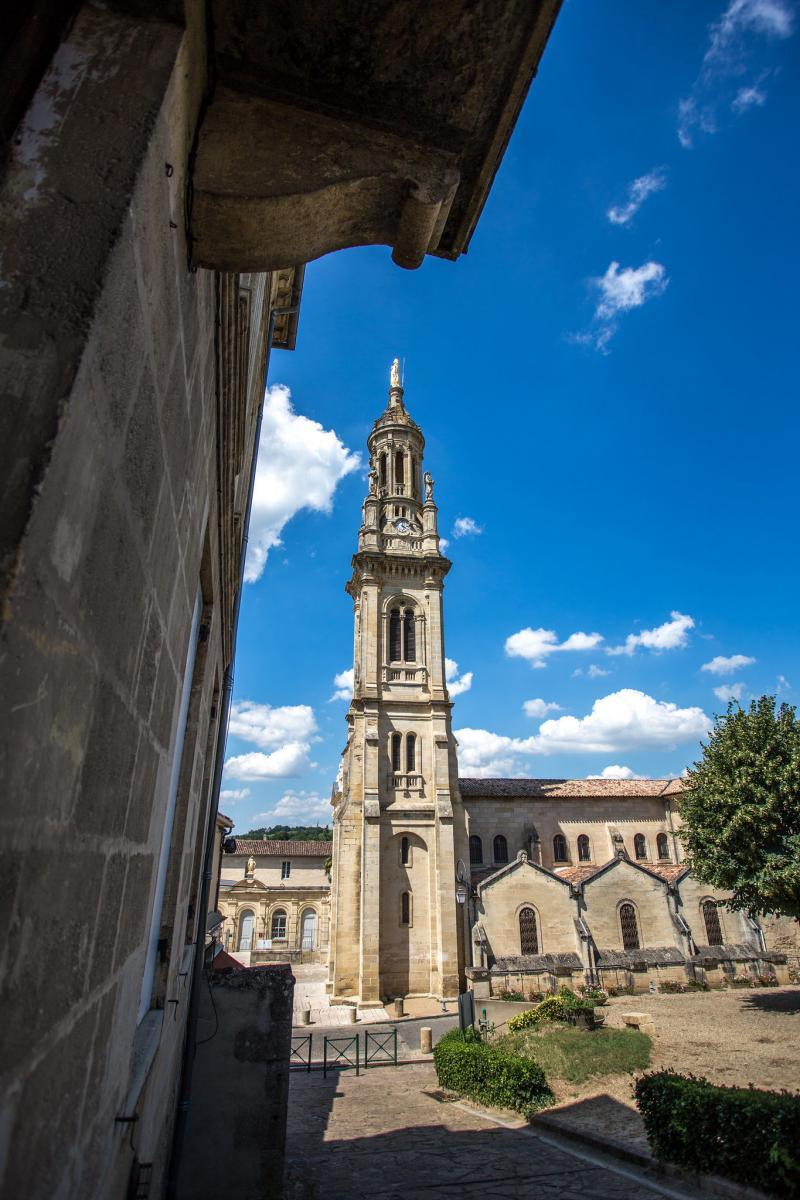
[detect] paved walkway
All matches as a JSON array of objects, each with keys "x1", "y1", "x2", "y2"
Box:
[{"x1": 284, "y1": 1062, "x2": 686, "y2": 1200}]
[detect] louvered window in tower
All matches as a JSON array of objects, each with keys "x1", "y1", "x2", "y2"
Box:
[
  {"x1": 379, "y1": 452, "x2": 387, "y2": 488},
  {"x1": 391, "y1": 732, "x2": 402, "y2": 773},
  {"x1": 619, "y1": 903, "x2": 640, "y2": 951},
  {"x1": 389, "y1": 609, "x2": 402, "y2": 660},
  {"x1": 702, "y1": 900, "x2": 724, "y2": 946},
  {"x1": 519, "y1": 907, "x2": 539, "y2": 955},
  {"x1": 395, "y1": 451, "x2": 404, "y2": 489},
  {"x1": 406, "y1": 733, "x2": 416, "y2": 772},
  {"x1": 403, "y1": 609, "x2": 416, "y2": 661}
]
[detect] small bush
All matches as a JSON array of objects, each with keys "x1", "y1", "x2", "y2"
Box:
[
  {"x1": 606, "y1": 984, "x2": 637, "y2": 997},
  {"x1": 685, "y1": 978, "x2": 710, "y2": 991},
  {"x1": 433, "y1": 1029, "x2": 552, "y2": 1117},
  {"x1": 507, "y1": 986, "x2": 595, "y2": 1032},
  {"x1": 527, "y1": 991, "x2": 545, "y2": 1003},
  {"x1": 498, "y1": 989, "x2": 526, "y2": 1001},
  {"x1": 635, "y1": 1071, "x2": 800, "y2": 1198},
  {"x1": 756, "y1": 974, "x2": 779, "y2": 987},
  {"x1": 659, "y1": 979, "x2": 686, "y2": 994}
]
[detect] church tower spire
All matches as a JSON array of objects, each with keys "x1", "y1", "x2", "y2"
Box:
[{"x1": 327, "y1": 361, "x2": 466, "y2": 1007}]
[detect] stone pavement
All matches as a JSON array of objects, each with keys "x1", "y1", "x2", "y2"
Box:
[{"x1": 284, "y1": 1062, "x2": 686, "y2": 1200}]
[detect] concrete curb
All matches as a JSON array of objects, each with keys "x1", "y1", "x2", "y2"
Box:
[{"x1": 531, "y1": 1114, "x2": 770, "y2": 1200}]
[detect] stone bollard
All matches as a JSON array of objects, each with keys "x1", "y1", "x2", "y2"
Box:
[
  {"x1": 420, "y1": 1026, "x2": 432, "y2": 1055},
  {"x1": 393, "y1": 997, "x2": 404, "y2": 1018},
  {"x1": 346, "y1": 1005, "x2": 357, "y2": 1024}
]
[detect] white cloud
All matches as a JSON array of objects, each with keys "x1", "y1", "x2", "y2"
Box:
[
  {"x1": 453, "y1": 517, "x2": 483, "y2": 538},
  {"x1": 678, "y1": 0, "x2": 794, "y2": 147},
  {"x1": 595, "y1": 261, "x2": 669, "y2": 322},
  {"x1": 608, "y1": 611, "x2": 695, "y2": 657},
  {"x1": 588, "y1": 664, "x2": 610, "y2": 678},
  {"x1": 454, "y1": 727, "x2": 539, "y2": 777},
  {"x1": 253, "y1": 790, "x2": 331, "y2": 823},
  {"x1": 573, "y1": 261, "x2": 669, "y2": 353},
  {"x1": 228, "y1": 700, "x2": 317, "y2": 749},
  {"x1": 506, "y1": 627, "x2": 604, "y2": 670},
  {"x1": 244, "y1": 384, "x2": 361, "y2": 582},
  {"x1": 607, "y1": 168, "x2": 668, "y2": 226},
  {"x1": 714, "y1": 683, "x2": 745, "y2": 703},
  {"x1": 439, "y1": 537, "x2": 450, "y2": 552},
  {"x1": 777, "y1": 675, "x2": 792, "y2": 694},
  {"x1": 445, "y1": 658, "x2": 473, "y2": 697},
  {"x1": 329, "y1": 668, "x2": 354, "y2": 702},
  {"x1": 523, "y1": 698, "x2": 563, "y2": 718},
  {"x1": 700, "y1": 653, "x2": 756, "y2": 675},
  {"x1": 534, "y1": 690, "x2": 710, "y2": 755},
  {"x1": 220, "y1": 788, "x2": 250, "y2": 803},
  {"x1": 225, "y1": 700, "x2": 318, "y2": 780},
  {"x1": 587, "y1": 765, "x2": 647, "y2": 780},
  {"x1": 732, "y1": 79, "x2": 768, "y2": 110},
  {"x1": 457, "y1": 690, "x2": 710, "y2": 776},
  {"x1": 224, "y1": 744, "x2": 313, "y2": 779}
]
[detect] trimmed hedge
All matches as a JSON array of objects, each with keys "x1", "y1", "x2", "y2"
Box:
[
  {"x1": 507, "y1": 986, "x2": 595, "y2": 1032},
  {"x1": 433, "y1": 1029, "x2": 553, "y2": 1117},
  {"x1": 634, "y1": 1071, "x2": 800, "y2": 1198}
]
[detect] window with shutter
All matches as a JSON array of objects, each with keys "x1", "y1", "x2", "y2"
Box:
[
  {"x1": 620, "y1": 903, "x2": 640, "y2": 950},
  {"x1": 389, "y1": 609, "x2": 402, "y2": 660},
  {"x1": 519, "y1": 907, "x2": 539, "y2": 954}
]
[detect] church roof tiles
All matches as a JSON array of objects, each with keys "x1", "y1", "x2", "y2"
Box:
[
  {"x1": 226, "y1": 839, "x2": 332, "y2": 857},
  {"x1": 458, "y1": 777, "x2": 683, "y2": 798}
]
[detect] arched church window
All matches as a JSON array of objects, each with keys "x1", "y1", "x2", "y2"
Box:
[
  {"x1": 469, "y1": 835, "x2": 483, "y2": 865},
  {"x1": 657, "y1": 832, "x2": 670, "y2": 861},
  {"x1": 403, "y1": 609, "x2": 416, "y2": 661},
  {"x1": 271, "y1": 908, "x2": 287, "y2": 940},
  {"x1": 634, "y1": 833, "x2": 648, "y2": 860},
  {"x1": 553, "y1": 834, "x2": 568, "y2": 862},
  {"x1": 406, "y1": 732, "x2": 416, "y2": 772},
  {"x1": 577, "y1": 834, "x2": 591, "y2": 862},
  {"x1": 395, "y1": 450, "x2": 404, "y2": 489},
  {"x1": 401, "y1": 836, "x2": 410, "y2": 866},
  {"x1": 702, "y1": 900, "x2": 724, "y2": 946},
  {"x1": 519, "y1": 907, "x2": 539, "y2": 955},
  {"x1": 379, "y1": 452, "x2": 387, "y2": 487},
  {"x1": 401, "y1": 891, "x2": 411, "y2": 925},
  {"x1": 391, "y1": 732, "x2": 402, "y2": 773},
  {"x1": 389, "y1": 608, "x2": 402, "y2": 661},
  {"x1": 493, "y1": 835, "x2": 508, "y2": 864},
  {"x1": 619, "y1": 902, "x2": 640, "y2": 951}
]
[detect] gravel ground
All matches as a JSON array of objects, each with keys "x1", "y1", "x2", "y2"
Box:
[{"x1": 535, "y1": 985, "x2": 800, "y2": 1152}]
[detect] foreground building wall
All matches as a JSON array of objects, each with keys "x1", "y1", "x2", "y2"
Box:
[{"x1": 0, "y1": 3, "x2": 563, "y2": 1195}]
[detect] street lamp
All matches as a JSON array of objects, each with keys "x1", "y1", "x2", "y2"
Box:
[{"x1": 456, "y1": 881, "x2": 468, "y2": 906}]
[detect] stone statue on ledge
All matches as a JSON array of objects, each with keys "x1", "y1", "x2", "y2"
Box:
[
  {"x1": 424, "y1": 471, "x2": 434, "y2": 501},
  {"x1": 390, "y1": 357, "x2": 401, "y2": 388},
  {"x1": 245, "y1": 855, "x2": 256, "y2": 879}
]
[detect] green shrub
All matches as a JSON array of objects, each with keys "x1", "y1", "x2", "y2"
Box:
[
  {"x1": 634, "y1": 1071, "x2": 800, "y2": 1198},
  {"x1": 433, "y1": 1029, "x2": 552, "y2": 1117},
  {"x1": 685, "y1": 978, "x2": 710, "y2": 991},
  {"x1": 498, "y1": 989, "x2": 526, "y2": 1001},
  {"x1": 507, "y1": 986, "x2": 595, "y2": 1032}
]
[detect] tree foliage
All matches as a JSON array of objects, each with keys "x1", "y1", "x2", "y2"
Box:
[
  {"x1": 679, "y1": 696, "x2": 800, "y2": 918},
  {"x1": 238, "y1": 824, "x2": 332, "y2": 842}
]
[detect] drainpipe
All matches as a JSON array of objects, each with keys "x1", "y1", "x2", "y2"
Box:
[{"x1": 167, "y1": 299, "x2": 297, "y2": 1196}]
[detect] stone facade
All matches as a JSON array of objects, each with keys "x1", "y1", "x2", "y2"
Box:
[
  {"x1": 463, "y1": 780, "x2": 789, "y2": 995},
  {"x1": 219, "y1": 839, "x2": 332, "y2": 964}
]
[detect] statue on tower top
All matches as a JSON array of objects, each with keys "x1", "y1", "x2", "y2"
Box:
[{"x1": 390, "y1": 357, "x2": 401, "y2": 389}]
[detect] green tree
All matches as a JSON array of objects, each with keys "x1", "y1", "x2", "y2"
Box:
[{"x1": 679, "y1": 696, "x2": 800, "y2": 918}]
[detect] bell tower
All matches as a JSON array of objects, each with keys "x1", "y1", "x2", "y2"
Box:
[{"x1": 328, "y1": 360, "x2": 467, "y2": 1005}]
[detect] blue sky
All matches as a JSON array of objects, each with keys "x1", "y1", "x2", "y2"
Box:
[{"x1": 221, "y1": 0, "x2": 800, "y2": 832}]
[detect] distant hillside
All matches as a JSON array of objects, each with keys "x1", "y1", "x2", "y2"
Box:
[{"x1": 237, "y1": 824, "x2": 333, "y2": 842}]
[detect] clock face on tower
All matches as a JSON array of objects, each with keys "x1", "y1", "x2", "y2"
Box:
[{"x1": 393, "y1": 518, "x2": 410, "y2": 533}]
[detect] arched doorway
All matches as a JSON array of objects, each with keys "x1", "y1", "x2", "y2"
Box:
[
  {"x1": 300, "y1": 907, "x2": 317, "y2": 951},
  {"x1": 237, "y1": 909, "x2": 255, "y2": 951}
]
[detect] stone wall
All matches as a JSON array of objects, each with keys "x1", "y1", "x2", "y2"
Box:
[
  {"x1": 477, "y1": 861, "x2": 579, "y2": 961},
  {"x1": 0, "y1": 8, "x2": 271, "y2": 1195},
  {"x1": 176, "y1": 964, "x2": 294, "y2": 1200}
]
